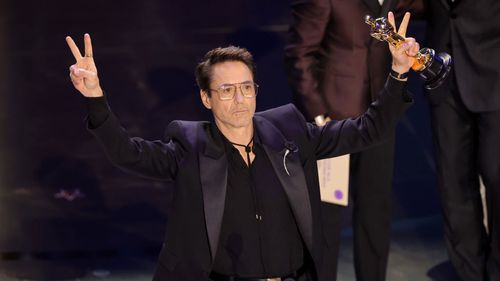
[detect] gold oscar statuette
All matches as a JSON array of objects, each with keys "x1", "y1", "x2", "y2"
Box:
[{"x1": 365, "y1": 15, "x2": 452, "y2": 89}]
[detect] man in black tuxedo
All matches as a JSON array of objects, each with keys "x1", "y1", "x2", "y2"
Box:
[
  {"x1": 65, "y1": 18, "x2": 417, "y2": 280},
  {"x1": 425, "y1": 1, "x2": 500, "y2": 280}
]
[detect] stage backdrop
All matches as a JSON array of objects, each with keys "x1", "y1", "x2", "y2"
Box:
[{"x1": 0, "y1": 0, "x2": 438, "y2": 261}]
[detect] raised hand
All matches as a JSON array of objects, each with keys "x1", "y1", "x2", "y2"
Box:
[
  {"x1": 66, "y1": 33, "x2": 103, "y2": 97},
  {"x1": 387, "y1": 12, "x2": 420, "y2": 75}
]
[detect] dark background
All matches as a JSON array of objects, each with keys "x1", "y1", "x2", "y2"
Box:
[{"x1": 0, "y1": 0, "x2": 437, "y2": 264}]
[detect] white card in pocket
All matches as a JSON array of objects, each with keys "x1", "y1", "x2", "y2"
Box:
[{"x1": 317, "y1": 154, "x2": 350, "y2": 206}]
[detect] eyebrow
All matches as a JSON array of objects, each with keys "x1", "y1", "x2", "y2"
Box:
[{"x1": 219, "y1": 80, "x2": 254, "y2": 87}]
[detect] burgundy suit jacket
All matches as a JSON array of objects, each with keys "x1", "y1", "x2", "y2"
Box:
[{"x1": 285, "y1": 0, "x2": 422, "y2": 120}]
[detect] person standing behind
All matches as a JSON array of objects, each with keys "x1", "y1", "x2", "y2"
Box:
[
  {"x1": 425, "y1": 1, "x2": 500, "y2": 280},
  {"x1": 285, "y1": 1, "x2": 422, "y2": 281}
]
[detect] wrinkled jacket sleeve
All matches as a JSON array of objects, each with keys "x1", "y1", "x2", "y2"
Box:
[
  {"x1": 88, "y1": 112, "x2": 188, "y2": 180},
  {"x1": 302, "y1": 77, "x2": 412, "y2": 159}
]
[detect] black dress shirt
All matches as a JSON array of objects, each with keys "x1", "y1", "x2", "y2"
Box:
[{"x1": 211, "y1": 128, "x2": 304, "y2": 278}]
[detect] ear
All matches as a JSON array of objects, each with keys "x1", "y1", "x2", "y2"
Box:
[{"x1": 200, "y1": 90, "x2": 212, "y2": 109}]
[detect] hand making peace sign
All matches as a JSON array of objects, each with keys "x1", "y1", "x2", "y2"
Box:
[
  {"x1": 387, "y1": 12, "x2": 420, "y2": 75},
  {"x1": 66, "y1": 33, "x2": 103, "y2": 97}
]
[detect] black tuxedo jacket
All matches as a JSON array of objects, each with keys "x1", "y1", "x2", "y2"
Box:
[
  {"x1": 426, "y1": 0, "x2": 500, "y2": 111},
  {"x1": 89, "y1": 78, "x2": 410, "y2": 281}
]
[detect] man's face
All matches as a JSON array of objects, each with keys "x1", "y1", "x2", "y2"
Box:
[{"x1": 200, "y1": 61, "x2": 256, "y2": 131}]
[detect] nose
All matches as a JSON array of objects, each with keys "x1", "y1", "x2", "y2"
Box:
[{"x1": 234, "y1": 86, "x2": 245, "y2": 103}]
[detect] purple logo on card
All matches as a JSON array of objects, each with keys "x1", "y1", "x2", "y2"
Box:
[{"x1": 334, "y1": 190, "x2": 343, "y2": 200}]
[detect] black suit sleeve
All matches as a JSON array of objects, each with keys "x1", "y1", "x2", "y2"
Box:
[
  {"x1": 306, "y1": 77, "x2": 412, "y2": 159},
  {"x1": 86, "y1": 96, "x2": 110, "y2": 129},
  {"x1": 87, "y1": 101, "x2": 187, "y2": 180}
]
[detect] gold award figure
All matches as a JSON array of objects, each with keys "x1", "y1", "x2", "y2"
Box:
[{"x1": 365, "y1": 14, "x2": 452, "y2": 89}]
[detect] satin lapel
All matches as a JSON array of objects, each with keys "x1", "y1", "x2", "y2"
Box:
[
  {"x1": 363, "y1": 0, "x2": 382, "y2": 16},
  {"x1": 199, "y1": 126, "x2": 227, "y2": 260},
  {"x1": 254, "y1": 117, "x2": 314, "y2": 253}
]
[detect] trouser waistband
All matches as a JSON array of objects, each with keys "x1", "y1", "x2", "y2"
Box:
[{"x1": 209, "y1": 265, "x2": 306, "y2": 281}]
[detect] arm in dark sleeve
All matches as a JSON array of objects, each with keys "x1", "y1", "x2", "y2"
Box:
[
  {"x1": 85, "y1": 97, "x2": 186, "y2": 180},
  {"x1": 305, "y1": 77, "x2": 413, "y2": 159},
  {"x1": 86, "y1": 96, "x2": 110, "y2": 129},
  {"x1": 284, "y1": 0, "x2": 331, "y2": 120}
]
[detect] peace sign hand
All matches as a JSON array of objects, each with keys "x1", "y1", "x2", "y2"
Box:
[
  {"x1": 66, "y1": 33, "x2": 103, "y2": 97},
  {"x1": 387, "y1": 12, "x2": 420, "y2": 75}
]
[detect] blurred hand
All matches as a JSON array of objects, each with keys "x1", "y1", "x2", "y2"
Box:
[
  {"x1": 66, "y1": 33, "x2": 103, "y2": 97},
  {"x1": 387, "y1": 12, "x2": 420, "y2": 75}
]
